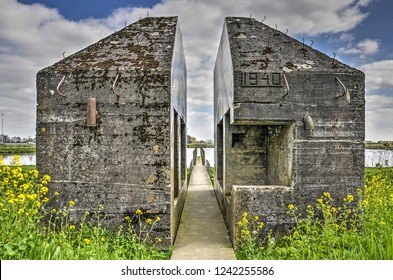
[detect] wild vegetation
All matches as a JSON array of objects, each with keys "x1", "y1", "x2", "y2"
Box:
[
  {"x1": 0, "y1": 144, "x2": 36, "y2": 155},
  {"x1": 236, "y1": 165, "x2": 393, "y2": 260},
  {"x1": 2, "y1": 152, "x2": 393, "y2": 260},
  {"x1": 0, "y1": 156, "x2": 170, "y2": 260},
  {"x1": 365, "y1": 141, "x2": 393, "y2": 150}
]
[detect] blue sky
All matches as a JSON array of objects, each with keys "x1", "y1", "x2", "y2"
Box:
[{"x1": 1, "y1": 0, "x2": 393, "y2": 141}]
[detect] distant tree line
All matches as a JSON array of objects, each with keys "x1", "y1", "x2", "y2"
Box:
[
  {"x1": 365, "y1": 141, "x2": 393, "y2": 150},
  {"x1": 0, "y1": 134, "x2": 35, "y2": 144}
]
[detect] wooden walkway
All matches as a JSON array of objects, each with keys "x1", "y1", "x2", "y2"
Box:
[{"x1": 171, "y1": 157, "x2": 235, "y2": 260}]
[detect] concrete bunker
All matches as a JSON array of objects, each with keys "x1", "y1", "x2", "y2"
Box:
[
  {"x1": 214, "y1": 17, "x2": 365, "y2": 244},
  {"x1": 36, "y1": 17, "x2": 187, "y2": 248}
]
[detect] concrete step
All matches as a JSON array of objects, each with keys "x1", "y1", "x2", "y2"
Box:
[{"x1": 171, "y1": 158, "x2": 236, "y2": 260}]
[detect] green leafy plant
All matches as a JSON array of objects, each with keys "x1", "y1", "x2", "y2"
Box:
[
  {"x1": 236, "y1": 166, "x2": 393, "y2": 260},
  {"x1": 0, "y1": 155, "x2": 169, "y2": 260}
]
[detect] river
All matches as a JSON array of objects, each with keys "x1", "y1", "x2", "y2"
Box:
[
  {"x1": 1, "y1": 148, "x2": 391, "y2": 168},
  {"x1": 1, "y1": 154, "x2": 36, "y2": 165},
  {"x1": 187, "y1": 148, "x2": 214, "y2": 166},
  {"x1": 365, "y1": 149, "x2": 393, "y2": 167}
]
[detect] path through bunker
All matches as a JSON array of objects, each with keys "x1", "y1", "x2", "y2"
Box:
[{"x1": 171, "y1": 157, "x2": 236, "y2": 260}]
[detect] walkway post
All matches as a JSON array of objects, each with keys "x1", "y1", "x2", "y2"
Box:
[{"x1": 1, "y1": 113, "x2": 3, "y2": 143}]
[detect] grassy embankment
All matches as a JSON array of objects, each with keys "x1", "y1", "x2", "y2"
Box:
[
  {"x1": 0, "y1": 144, "x2": 36, "y2": 172},
  {"x1": 187, "y1": 143, "x2": 214, "y2": 148},
  {"x1": 0, "y1": 144, "x2": 36, "y2": 155}
]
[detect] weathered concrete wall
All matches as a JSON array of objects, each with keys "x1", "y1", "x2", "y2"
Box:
[
  {"x1": 36, "y1": 17, "x2": 187, "y2": 248},
  {"x1": 214, "y1": 17, "x2": 365, "y2": 245}
]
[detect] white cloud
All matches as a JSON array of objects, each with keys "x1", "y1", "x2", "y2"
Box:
[
  {"x1": 0, "y1": 0, "x2": 112, "y2": 137},
  {"x1": 359, "y1": 60, "x2": 393, "y2": 91},
  {"x1": 0, "y1": 0, "x2": 374, "y2": 139},
  {"x1": 339, "y1": 33, "x2": 355, "y2": 42},
  {"x1": 366, "y1": 95, "x2": 393, "y2": 141},
  {"x1": 339, "y1": 39, "x2": 379, "y2": 55}
]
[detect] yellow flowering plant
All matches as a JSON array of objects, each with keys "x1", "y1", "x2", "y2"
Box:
[
  {"x1": 235, "y1": 211, "x2": 265, "y2": 258},
  {"x1": 0, "y1": 156, "x2": 169, "y2": 260},
  {"x1": 236, "y1": 166, "x2": 393, "y2": 260},
  {"x1": 0, "y1": 156, "x2": 53, "y2": 258}
]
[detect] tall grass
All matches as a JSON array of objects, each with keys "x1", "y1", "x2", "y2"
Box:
[
  {"x1": 0, "y1": 144, "x2": 36, "y2": 155},
  {"x1": 236, "y1": 166, "x2": 393, "y2": 260},
  {"x1": 0, "y1": 155, "x2": 170, "y2": 260}
]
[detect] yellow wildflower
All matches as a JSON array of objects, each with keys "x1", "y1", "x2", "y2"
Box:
[
  {"x1": 288, "y1": 204, "x2": 295, "y2": 210},
  {"x1": 27, "y1": 194, "x2": 37, "y2": 200},
  {"x1": 69, "y1": 225, "x2": 76, "y2": 230},
  {"x1": 69, "y1": 200, "x2": 75, "y2": 207},
  {"x1": 241, "y1": 229, "x2": 250, "y2": 237},
  {"x1": 136, "y1": 209, "x2": 143, "y2": 215},
  {"x1": 344, "y1": 194, "x2": 354, "y2": 203},
  {"x1": 42, "y1": 175, "x2": 51, "y2": 182},
  {"x1": 8, "y1": 199, "x2": 16, "y2": 204},
  {"x1": 83, "y1": 238, "x2": 91, "y2": 245},
  {"x1": 21, "y1": 184, "x2": 30, "y2": 191},
  {"x1": 29, "y1": 169, "x2": 39, "y2": 177},
  {"x1": 125, "y1": 216, "x2": 132, "y2": 222},
  {"x1": 40, "y1": 186, "x2": 49, "y2": 195},
  {"x1": 155, "y1": 216, "x2": 161, "y2": 222},
  {"x1": 145, "y1": 218, "x2": 153, "y2": 225},
  {"x1": 54, "y1": 192, "x2": 59, "y2": 196}
]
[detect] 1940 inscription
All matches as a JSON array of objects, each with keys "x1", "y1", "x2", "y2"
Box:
[{"x1": 242, "y1": 72, "x2": 283, "y2": 87}]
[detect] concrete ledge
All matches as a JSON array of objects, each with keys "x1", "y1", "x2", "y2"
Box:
[
  {"x1": 230, "y1": 185, "x2": 295, "y2": 247},
  {"x1": 231, "y1": 103, "x2": 296, "y2": 125}
]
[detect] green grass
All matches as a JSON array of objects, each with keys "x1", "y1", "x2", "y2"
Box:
[
  {"x1": 21, "y1": 165, "x2": 36, "y2": 172},
  {"x1": 5, "y1": 152, "x2": 392, "y2": 260},
  {"x1": 187, "y1": 143, "x2": 214, "y2": 148},
  {"x1": 365, "y1": 142, "x2": 393, "y2": 150},
  {"x1": 209, "y1": 167, "x2": 215, "y2": 186},
  {"x1": 0, "y1": 144, "x2": 36, "y2": 155},
  {"x1": 236, "y1": 166, "x2": 393, "y2": 260}
]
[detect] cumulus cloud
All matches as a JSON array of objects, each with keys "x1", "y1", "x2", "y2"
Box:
[
  {"x1": 366, "y1": 95, "x2": 393, "y2": 141},
  {"x1": 359, "y1": 60, "x2": 393, "y2": 91},
  {"x1": 339, "y1": 38, "x2": 379, "y2": 56},
  {"x1": 0, "y1": 0, "x2": 373, "y2": 139},
  {"x1": 0, "y1": 0, "x2": 112, "y2": 137},
  {"x1": 338, "y1": 33, "x2": 356, "y2": 43}
]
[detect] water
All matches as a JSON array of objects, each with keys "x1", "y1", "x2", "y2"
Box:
[
  {"x1": 187, "y1": 148, "x2": 214, "y2": 166},
  {"x1": 365, "y1": 149, "x2": 393, "y2": 167},
  {"x1": 1, "y1": 150, "x2": 214, "y2": 167},
  {"x1": 1, "y1": 154, "x2": 36, "y2": 166},
  {"x1": 3, "y1": 148, "x2": 387, "y2": 168},
  {"x1": 188, "y1": 148, "x2": 391, "y2": 168}
]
